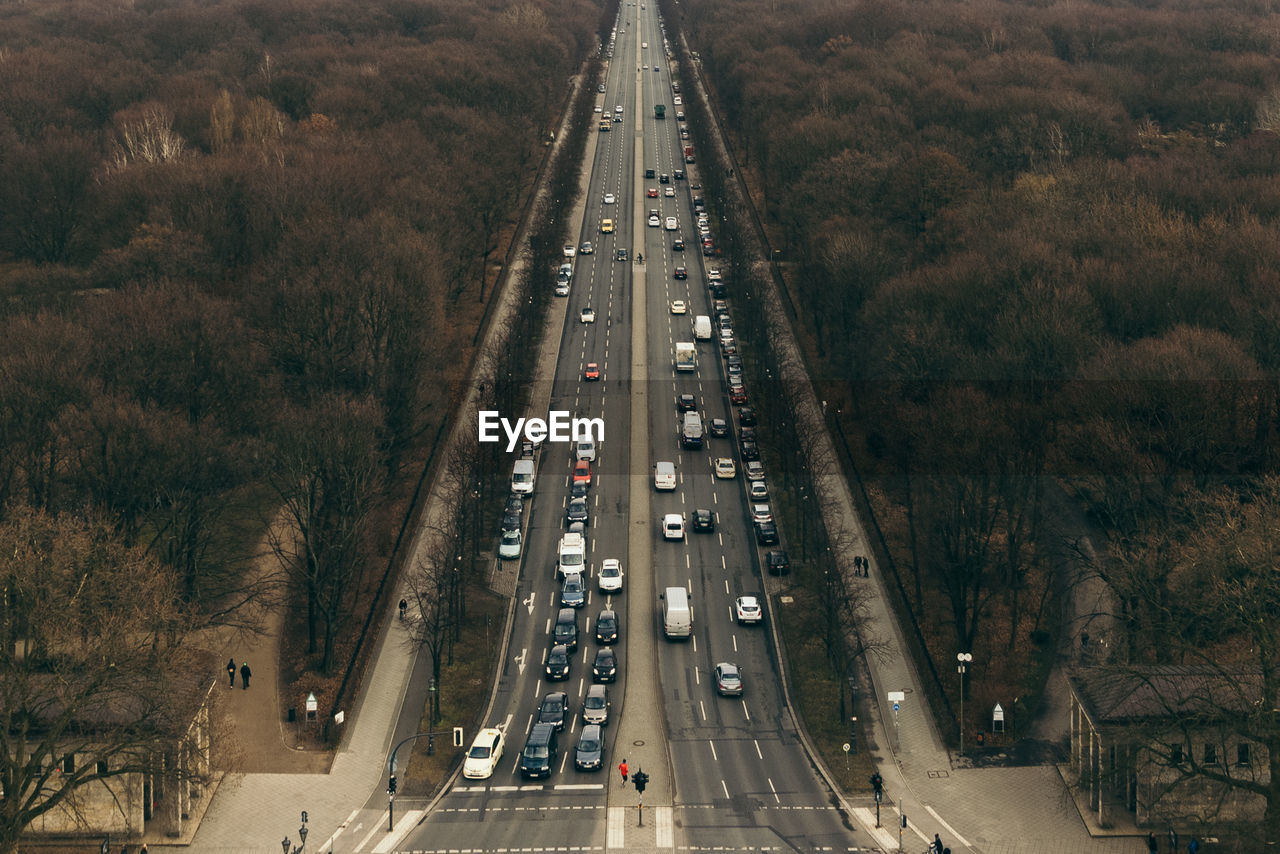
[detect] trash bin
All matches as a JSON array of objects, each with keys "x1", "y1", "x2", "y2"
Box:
[{"x1": 287, "y1": 707, "x2": 296, "y2": 723}]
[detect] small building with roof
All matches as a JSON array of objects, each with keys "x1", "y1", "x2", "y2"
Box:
[{"x1": 1067, "y1": 665, "x2": 1270, "y2": 831}]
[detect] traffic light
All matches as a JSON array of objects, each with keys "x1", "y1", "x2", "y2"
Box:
[
  {"x1": 387, "y1": 774, "x2": 397, "y2": 795},
  {"x1": 633, "y1": 770, "x2": 648, "y2": 794},
  {"x1": 870, "y1": 771, "x2": 883, "y2": 802}
]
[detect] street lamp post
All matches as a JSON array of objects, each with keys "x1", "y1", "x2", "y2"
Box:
[{"x1": 957, "y1": 652, "x2": 973, "y2": 754}]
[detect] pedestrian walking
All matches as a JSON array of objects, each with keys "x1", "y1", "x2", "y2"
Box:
[
  {"x1": 1169, "y1": 829, "x2": 1179, "y2": 851},
  {"x1": 240, "y1": 661, "x2": 251, "y2": 689},
  {"x1": 399, "y1": 598, "x2": 408, "y2": 620},
  {"x1": 619, "y1": 759, "x2": 629, "y2": 785},
  {"x1": 1148, "y1": 832, "x2": 1159, "y2": 853},
  {"x1": 1188, "y1": 838, "x2": 1199, "y2": 854},
  {"x1": 226, "y1": 658, "x2": 236, "y2": 687}
]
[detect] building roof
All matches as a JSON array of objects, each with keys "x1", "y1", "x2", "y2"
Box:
[{"x1": 1069, "y1": 665, "x2": 1264, "y2": 726}]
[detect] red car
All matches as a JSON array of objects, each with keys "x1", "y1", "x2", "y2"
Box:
[
  {"x1": 647, "y1": 187, "x2": 659, "y2": 198},
  {"x1": 729, "y1": 385, "x2": 748, "y2": 405},
  {"x1": 573, "y1": 459, "x2": 592, "y2": 485},
  {"x1": 584, "y1": 362, "x2": 600, "y2": 381}
]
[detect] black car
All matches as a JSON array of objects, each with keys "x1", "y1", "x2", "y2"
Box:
[
  {"x1": 766, "y1": 549, "x2": 790, "y2": 575},
  {"x1": 692, "y1": 508, "x2": 715, "y2": 532},
  {"x1": 660, "y1": 172, "x2": 670, "y2": 183},
  {"x1": 755, "y1": 520, "x2": 779, "y2": 545},
  {"x1": 545, "y1": 644, "x2": 571, "y2": 680},
  {"x1": 595, "y1": 608, "x2": 619, "y2": 644},
  {"x1": 740, "y1": 440, "x2": 760, "y2": 462},
  {"x1": 616, "y1": 247, "x2": 629, "y2": 261},
  {"x1": 566, "y1": 497, "x2": 589, "y2": 526},
  {"x1": 645, "y1": 168, "x2": 656, "y2": 178},
  {"x1": 504, "y1": 495, "x2": 524, "y2": 517},
  {"x1": 571, "y1": 480, "x2": 589, "y2": 499},
  {"x1": 708, "y1": 418, "x2": 728, "y2": 438},
  {"x1": 677, "y1": 393, "x2": 697, "y2": 412},
  {"x1": 672, "y1": 237, "x2": 685, "y2": 251},
  {"x1": 592, "y1": 647, "x2": 618, "y2": 683},
  {"x1": 738, "y1": 407, "x2": 757, "y2": 426},
  {"x1": 501, "y1": 512, "x2": 521, "y2": 533},
  {"x1": 710, "y1": 283, "x2": 726, "y2": 299},
  {"x1": 739, "y1": 426, "x2": 757, "y2": 443},
  {"x1": 539, "y1": 692, "x2": 568, "y2": 731},
  {"x1": 673, "y1": 169, "x2": 685, "y2": 179},
  {"x1": 674, "y1": 266, "x2": 687, "y2": 279}
]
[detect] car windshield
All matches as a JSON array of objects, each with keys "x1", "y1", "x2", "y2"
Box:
[
  {"x1": 469, "y1": 745, "x2": 491, "y2": 759},
  {"x1": 503, "y1": 530, "x2": 519, "y2": 543},
  {"x1": 525, "y1": 746, "x2": 548, "y2": 759},
  {"x1": 549, "y1": 651, "x2": 566, "y2": 664},
  {"x1": 599, "y1": 617, "x2": 616, "y2": 631},
  {"x1": 580, "y1": 737, "x2": 600, "y2": 752},
  {"x1": 585, "y1": 695, "x2": 605, "y2": 709},
  {"x1": 544, "y1": 698, "x2": 563, "y2": 713}
]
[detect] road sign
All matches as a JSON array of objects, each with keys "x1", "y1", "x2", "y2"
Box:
[
  {"x1": 887, "y1": 691, "x2": 905, "y2": 702},
  {"x1": 893, "y1": 702, "x2": 900, "y2": 712}
]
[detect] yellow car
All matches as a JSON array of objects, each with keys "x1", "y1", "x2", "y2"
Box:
[{"x1": 601, "y1": 218, "x2": 614, "y2": 233}]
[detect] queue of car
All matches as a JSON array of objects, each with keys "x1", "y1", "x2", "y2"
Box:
[{"x1": 479, "y1": 9, "x2": 801, "y2": 788}]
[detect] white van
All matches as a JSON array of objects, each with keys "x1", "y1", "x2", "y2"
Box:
[
  {"x1": 662, "y1": 513, "x2": 684, "y2": 540},
  {"x1": 654, "y1": 461, "x2": 676, "y2": 491},
  {"x1": 558, "y1": 532, "x2": 586, "y2": 579},
  {"x1": 576, "y1": 437, "x2": 597, "y2": 462},
  {"x1": 693, "y1": 315, "x2": 711, "y2": 340},
  {"x1": 660, "y1": 586, "x2": 692, "y2": 639},
  {"x1": 511, "y1": 459, "x2": 535, "y2": 495}
]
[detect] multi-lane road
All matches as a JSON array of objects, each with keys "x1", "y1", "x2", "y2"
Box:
[{"x1": 396, "y1": 5, "x2": 861, "y2": 851}]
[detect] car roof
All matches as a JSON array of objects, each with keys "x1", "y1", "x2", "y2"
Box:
[{"x1": 664, "y1": 513, "x2": 682, "y2": 522}]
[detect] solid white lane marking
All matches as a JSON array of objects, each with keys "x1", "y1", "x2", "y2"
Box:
[{"x1": 925, "y1": 804, "x2": 971, "y2": 848}]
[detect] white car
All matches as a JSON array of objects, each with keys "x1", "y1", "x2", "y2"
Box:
[
  {"x1": 748, "y1": 479, "x2": 768, "y2": 500},
  {"x1": 707, "y1": 267, "x2": 723, "y2": 281},
  {"x1": 673, "y1": 95, "x2": 683, "y2": 105},
  {"x1": 598, "y1": 558, "x2": 624, "y2": 593},
  {"x1": 662, "y1": 513, "x2": 684, "y2": 540},
  {"x1": 670, "y1": 300, "x2": 687, "y2": 315},
  {"x1": 595, "y1": 105, "x2": 603, "y2": 112},
  {"x1": 714, "y1": 458, "x2": 736, "y2": 479},
  {"x1": 581, "y1": 307, "x2": 596, "y2": 323},
  {"x1": 604, "y1": 193, "x2": 616, "y2": 204},
  {"x1": 648, "y1": 214, "x2": 661, "y2": 227},
  {"x1": 664, "y1": 186, "x2": 675, "y2": 197},
  {"x1": 564, "y1": 245, "x2": 576, "y2": 257},
  {"x1": 665, "y1": 216, "x2": 678, "y2": 231},
  {"x1": 735, "y1": 596, "x2": 762, "y2": 625},
  {"x1": 498, "y1": 529, "x2": 522, "y2": 560},
  {"x1": 751, "y1": 503, "x2": 773, "y2": 524},
  {"x1": 463, "y1": 728, "x2": 505, "y2": 779}
]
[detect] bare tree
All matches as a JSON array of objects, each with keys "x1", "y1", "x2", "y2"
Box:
[
  {"x1": 402, "y1": 524, "x2": 463, "y2": 727},
  {"x1": 1102, "y1": 478, "x2": 1280, "y2": 838},
  {"x1": 0, "y1": 506, "x2": 218, "y2": 854},
  {"x1": 268, "y1": 393, "x2": 385, "y2": 674}
]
